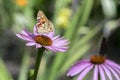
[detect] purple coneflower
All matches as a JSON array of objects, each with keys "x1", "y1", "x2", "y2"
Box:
[
  {"x1": 16, "y1": 26, "x2": 69, "y2": 52},
  {"x1": 67, "y1": 54, "x2": 120, "y2": 80}
]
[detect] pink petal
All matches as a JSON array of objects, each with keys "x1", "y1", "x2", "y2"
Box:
[
  {"x1": 22, "y1": 29, "x2": 33, "y2": 38},
  {"x1": 16, "y1": 34, "x2": 25, "y2": 40},
  {"x1": 102, "y1": 64, "x2": 112, "y2": 80},
  {"x1": 106, "y1": 60, "x2": 120, "y2": 70},
  {"x1": 70, "y1": 60, "x2": 90, "y2": 68},
  {"x1": 33, "y1": 25, "x2": 39, "y2": 35},
  {"x1": 52, "y1": 41, "x2": 69, "y2": 46},
  {"x1": 16, "y1": 34, "x2": 34, "y2": 41},
  {"x1": 50, "y1": 46, "x2": 68, "y2": 52},
  {"x1": 36, "y1": 44, "x2": 42, "y2": 48},
  {"x1": 67, "y1": 63, "x2": 92, "y2": 76},
  {"x1": 16, "y1": 33, "x2": 33, "y2": 41},
  {"x1": 45, "y1": 46, "x2": 58, "y2": 52},
  {"x1": 26, "y1": 42, "x2": 36, "y2": 46},
  {"x1": 53, "y1": 37, "x2": 64, "y2": 42},
  {"x1": 77, "y1": 65, "x2": 93, "y2": 80},
  {"x1": 110, "y1": 65, "x2": 120, "y2": 74},
  {"x1": 22, "y1": 30, "x2": 29, "y2": 35},
  {"x1": 52, "y1": 35, "x2": 60, "y2": 40},
  {"x1": 99, "y1": 65, "x2": 106, "y2": 80},
  {"x1": 93, "y1": 65, "x2": 98, "y2": 80},
  {"x1": 47, "y1": 31, "x2": 54, "y2": 38},
  {"x1": 106, "y1": 64, "x2": 120, "y2": 80},
  {"x1": 16, "y1": 29, "x2": 35, "y2": 41}
]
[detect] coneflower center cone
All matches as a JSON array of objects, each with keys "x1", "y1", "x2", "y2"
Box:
[
  {"x1": 34, "y1": 35, "x2": 52, "y2": 46},
  {"x1": 90, "y1": 54, "x2": 106, "y2": 64}
]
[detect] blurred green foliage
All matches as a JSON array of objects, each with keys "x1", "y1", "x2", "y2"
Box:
[{"x1": 0, "y1": 0, "x2": 120, "y2": 80}]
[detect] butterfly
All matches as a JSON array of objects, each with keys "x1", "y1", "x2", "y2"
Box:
[{"x1": 36, "y1": 10, "x2": 54, "y2": 35}]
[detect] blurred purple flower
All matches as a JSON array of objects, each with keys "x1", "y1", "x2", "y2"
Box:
[
  {"x1": 16, "y1": 26, "x2": 69, "y2": 52},
  {"x1": 67, "y1": 55, "x2": 120, "y2": 80}
]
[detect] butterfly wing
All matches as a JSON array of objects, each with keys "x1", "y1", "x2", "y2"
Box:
[{"x1": 36, "y1": 10, "x2": 54, "y2": 35}]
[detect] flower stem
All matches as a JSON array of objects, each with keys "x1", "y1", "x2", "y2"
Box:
[
  {"x1": 32, "y1": 47, "x2": 45, "y2": 80},
  {"x1": 98, "y1": 74, "x2": 100, "y2": 80}
]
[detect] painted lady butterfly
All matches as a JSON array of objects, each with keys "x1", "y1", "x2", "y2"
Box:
[{"x1": 36, "y1": 10, "x2": 54, "y2": 35}]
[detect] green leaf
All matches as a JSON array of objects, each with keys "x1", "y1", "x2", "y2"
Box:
[
  {"x1": 0, "y1": 59, "x2": 13, "y2": 80},
  {"x1": 18, "y1": 52, "x2": 30, "y2": 80}
]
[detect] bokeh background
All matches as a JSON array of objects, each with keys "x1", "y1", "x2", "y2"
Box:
[{"x1": 0, "y1": 0, "x2": 120, "y2": 80}]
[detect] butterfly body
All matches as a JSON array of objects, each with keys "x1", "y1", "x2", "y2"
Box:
[{"x1": 36, "y1": 11, "x2": 54, "y2": 35}]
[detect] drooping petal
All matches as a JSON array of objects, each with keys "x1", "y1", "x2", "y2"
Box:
[
  {"x1": 93, "y1": 65, "x2": 98, "y2": 80},
  {"x1": 102, "y1": 64, "x2": 112, "y2": 80},
  {"x1": 106, "y1": 60, "x2": 120, "y2": 70},
  {"x1": 106, "y1": 64, "x2": 120, "y2": 80},
  {"x1": 77, "y1": 65, "x2": 93, "y2": 80},
  {"x1": 99, "y1": 65, "x2": 106, "y2": 80},
  {"x1": 110, "y1": 65, "x2": 120, "y2": 74}
]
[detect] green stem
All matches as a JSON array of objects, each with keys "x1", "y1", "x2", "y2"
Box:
[
  {"x1": 98, "y1": 74, "x2": 100, "y2": 80},
  {"x1": 32, "y1": 47, "x2": 45, "y2": 80}
]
